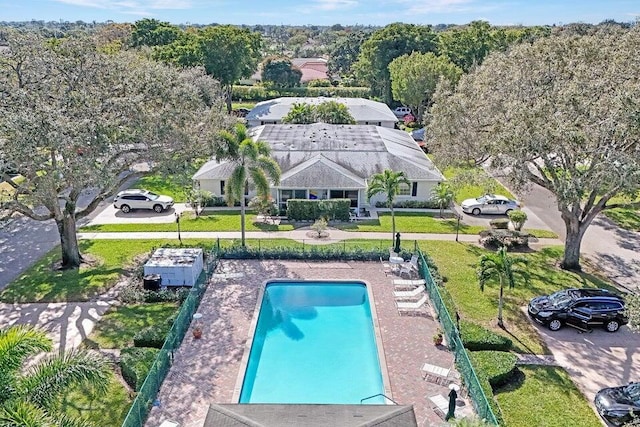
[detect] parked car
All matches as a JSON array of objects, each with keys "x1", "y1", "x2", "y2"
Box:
[
  {"x1": 460, "y1": 194, "x2": 520, "y2": 215},
  {"x1": 393, "y1": 106, "x2": 412, "y2": 118},
  {"x1": 232, "y1": 108, "x2": 250, "y2": 117},
  {"x1": 595, "y1": 382, "x2": 640, "y2": 426},
  {"x1": 528, "y1": 288, "x2": 627, "y2": 332},
  {"x1": 113, "y1": 189, "x2": 174, "y2": 213}
]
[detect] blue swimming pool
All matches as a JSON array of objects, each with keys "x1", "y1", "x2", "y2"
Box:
[{"x1": 238, "y1": 281, "x2": 385, "y2": 404}]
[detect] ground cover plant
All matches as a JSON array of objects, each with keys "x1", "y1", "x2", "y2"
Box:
[
  {"x1": 60, "y1": 375, "x2": 131, "y2": 427},
  {"x1": 86, "y1": 303, "x2": 178, "y2": 349}
]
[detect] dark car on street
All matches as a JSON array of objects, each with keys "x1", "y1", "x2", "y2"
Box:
[
  {"x1": 595, "y1": 382, "x2": 640, "y2": 426},
  {"x1": 528, "y1": 288, "x2": 627, "y2": 332}
]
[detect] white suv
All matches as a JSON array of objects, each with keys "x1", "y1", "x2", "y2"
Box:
[
  {"x1": 113, "y1": 189, "x2": 174, "y2": 213},
  {"x1": 393, "y1": 106, "x2": 412, "y2": 118}
]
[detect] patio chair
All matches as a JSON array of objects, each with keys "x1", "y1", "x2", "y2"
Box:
[
  {"x1": 395, "y1": 294, "x2": 428, "y2": 315},
  {"x1": 399, "y1": 255, "x2": 419, "y2": 278},
  {"x1": 428, "y1": 394, "x2": 449, "y2": 419},
  {"x1": 393, "y1": 284, "x2": 425, "y2": 300},
  {"x1": 349, "y1": 211, "x2": 357, "y2": 222},
  {"x1": 379, "y1": 257, "x2": 392, "y2": 276}
]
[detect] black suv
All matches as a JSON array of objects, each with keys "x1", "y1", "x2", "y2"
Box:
[{"x1": 528, "y1": 288, "x2": 627, "y2": 332}]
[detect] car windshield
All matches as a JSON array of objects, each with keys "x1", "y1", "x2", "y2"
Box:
[
  {"x1": 147, "y1": 192, "x2": 160, "y2": 200},
  {"x1": 476, "y1": 196, "x2": 488, "y2": 204},
  {"x1": 625, "y1": 383, "x2": 640, "y2": 403},
  {"x1": 547, "y1": 290, "x2": 573, "y2": 308}
]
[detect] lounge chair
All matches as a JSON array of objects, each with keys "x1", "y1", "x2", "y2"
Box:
[
  {"x1": 422, "y1": 362, "x2": 451, "y2": 383},
  {"x1": 428, "y1": 394, "x2": 449, "y2": 419},
  {"x1": 393, "y1": 278, "x2": 426, "y2": 288},
  {"x1": 395, "y1": 294, "x2": 428, "y2": 315},
  {"x1": 393, "y1": 285, "x2": 425, "y2": 300}
]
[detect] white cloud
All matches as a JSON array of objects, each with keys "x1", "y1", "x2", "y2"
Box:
[
  {"x1": 53, "y1": 0, "x2": 193, "y2": 13},
  {"x1": 310, "y1": 0, "x2": 358, "y2": 11}
]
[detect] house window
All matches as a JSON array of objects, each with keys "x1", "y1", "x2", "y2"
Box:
[
  {"x1": 220, "y1": 180, "x2": 225, "y2": 195},
  {"x1": 397, "y1": 183, "x2": 411, "y2": 196},
  {"x1": 411, "y1": 182, "x2": 417, "y2": 197}
]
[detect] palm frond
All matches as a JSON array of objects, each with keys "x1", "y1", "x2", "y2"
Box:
[
  {"x1": 22, "y1": 350, "x2": 110, "y2": 410},
  {"x1": 248, "y1": 167, "x2": 269, "y2": 198},
  {"x1": 0, "y1": 400, "x2": 56, "y2": 427},
  {"x1": 0, "y1": 326, "x2": 52, "y2": 403}
]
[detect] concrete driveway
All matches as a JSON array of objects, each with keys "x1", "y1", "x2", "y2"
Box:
[
  {"x1": 527, "y1": 315, "x2": 640, "y2": 404},
  {"x1": 453, "y1": 204, "x2": 553, "y2": 232},
  {"x1": 87, "y1": 203, "x2": 192, "y2": 225}
]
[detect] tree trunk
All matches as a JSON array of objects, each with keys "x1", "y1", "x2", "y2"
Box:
[
  {"x1": 497, "y1": 276, "x2": 504, "y2": 328},
  {"x1": 56, "y1": 214, "x2": 81, "y2": 269},
  {"x1": 390, "y1": 205, "x2": 396, "y2": 248},
  {"x1": 240, "y1": 195, "x2": 246, "y2": 247},
  {"x1": 561, "y1": 213, "x2": 588, "y2": 271},
  {"x1": 225, "y1": 84, "x2": 232, "y2": 113}
]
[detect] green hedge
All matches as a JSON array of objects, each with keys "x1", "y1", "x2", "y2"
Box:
[
  {"x1": 375, "y1": 199, "x2": 441, "y2": 209},
  {"x1": 286, "y1": 199, "x2": 350, "y2": 221},
  {"x1": 120, "y1": 347, "x2": 159, "y2": 392},
  {"x1": 469, "y1": 350, "x2": 518, "y2": 388},
  {"x1": 133, "y1": 323, "x2": 170, "y2": 349},
  {"x1": 220, "y1": 245, "x2": 387, "y2": 261},
  {"x1": 232, "y1": 85, "x2": 371, "y2": 102},
  {"x1": 460, "y1": 320, "x2": 513, "y2": 351}
]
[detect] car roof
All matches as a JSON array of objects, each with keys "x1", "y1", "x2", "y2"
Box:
[
  {"x1": 570, "y1": 288, "x2": 624, "y2": 301},
  {"x1": 116, "y1": 189, "x2": 149, "y2": 196},
  {"x1": 483, "y1": 194, "x2": 510, "y2": 201}
]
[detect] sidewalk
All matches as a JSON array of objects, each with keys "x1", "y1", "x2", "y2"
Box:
[{"x1": 77, "y1": 228, "x2": 562, "y2": 247}]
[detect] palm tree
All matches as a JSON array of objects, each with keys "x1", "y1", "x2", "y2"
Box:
[
  {"x1": 367, "y1": 169, "x2": 410, "y2": 245},
  {"x1": 431, "y1": 182, "x2": 455, "y2": 217},
  {"x1": 218, "y1": 123, "x2": 281, "y2": 247},
  {"x1": 477, "y1": 246, "x2": 528, "y2": 328},
  {"x1": 0, "y1": 325, "x2": 111, "y2": 426}
]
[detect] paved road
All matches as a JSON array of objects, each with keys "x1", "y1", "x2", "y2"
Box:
[{"x1": 513, "y1": 181, "x2": 640, "y2": 292}]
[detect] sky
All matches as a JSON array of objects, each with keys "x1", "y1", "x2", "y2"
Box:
[{"x1": 1, "y1": 0, "x2": 638, "y2": 27}]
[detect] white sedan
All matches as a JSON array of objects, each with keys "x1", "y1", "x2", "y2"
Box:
[{"x1": 460, "y1": 194, "x2": 521, "y2": 215}]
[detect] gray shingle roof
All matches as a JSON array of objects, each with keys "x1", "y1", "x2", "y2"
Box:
[
  {"x1": 203, "y1": 403, "x2": 418, "y2": 427},
  {"x1": 246, "y1": 97, "x2": 398, "y2": 123},
  {"x1": 193, "y1": 124, "x2": 444, "y2": 188}
]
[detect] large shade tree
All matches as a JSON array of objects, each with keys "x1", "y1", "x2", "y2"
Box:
[
  {"x1": 389, "y1": 52, "x2": 462, "y2": 122},
  {"x1": 0, "y1": 31, "x2": 225, "y2": 269},
  {"x1": 354, "y1": 23, "x2": 437, "y2": 104},
  {"x1": 218, "y1": 124, "x2": 281, "y2": 247},
  {"x1": 367, "y1": 169, "x2": 410, "y2": 245},
  {"x1": 0, "y1": 325, "x2": 111, "y2": 426},
  {"x1": 428, "y1": 28, "x2": 640, "y2": 270}
]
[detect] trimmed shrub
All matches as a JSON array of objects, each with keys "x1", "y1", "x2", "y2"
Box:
[
  {"x1": 469, "y1": 350, "x2": 518, "y2": 388},
  {"x1": 120, "y1": 346, "x2": 159, "y2": 391},
  {"x1": 143, "y1": 288, "x2": 189, "y2": 303},
  {"x1": 374, "y1": 199, "x2": 441, "y2": 209},
  {"x1": 286, "y1": 199, "x2": 350, "y2": 221},
  {"x1": 133, "y1": 323, "x2": 170, "y2": 349},
  {"x1": 232, "y1": 85, "x2": 371, "y2": 102},
  {"x1": 507, "y1": 210, "x2": 528, "y2": 231},
  {"x1": 460, "y1": 320, "x2": 513, "y2": 351},
  {"x1": 489, "y1": 218, "x2": 510, "y2": 229},
  {"x1": 479, "y1": 229, "x2": 529, "y2": 249},
  {"x1": 220, "y1": 245, "x2": 387, "y2": 261}
]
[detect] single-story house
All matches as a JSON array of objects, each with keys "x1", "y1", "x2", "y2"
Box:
[
  {"x1": 193, "y1": 123, "x2": 444, "y2": 212},
  {"x1": 245, "y1": 97, "x2": 399, "y2": 128}
]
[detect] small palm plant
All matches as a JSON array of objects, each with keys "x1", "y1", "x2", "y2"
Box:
[
  {"x1": 0, "y1": 325, "x2": 111, "y2": 426},
  {"x1": 477, "y1": 246, "x2": 528, "y2": 328},
  {"x1": 431, "y1": 182, "x2": 455, "y2": 217}
]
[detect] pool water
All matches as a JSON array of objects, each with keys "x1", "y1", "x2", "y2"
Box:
[{"x1": 239, "y1": 281, "x2": 385, "y2": 404}]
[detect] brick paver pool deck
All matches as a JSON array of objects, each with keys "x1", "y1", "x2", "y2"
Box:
[{"x1": 146, "y1": 260, "x2": 474, "y2": 427}]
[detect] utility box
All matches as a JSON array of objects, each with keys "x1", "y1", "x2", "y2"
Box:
[{"x1": 143, "y1": 248, "x2": 204, "y2": 287}]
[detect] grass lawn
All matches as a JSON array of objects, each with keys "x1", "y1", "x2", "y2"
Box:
[
  {"x1": 417, "y1": 241, "x2": 613, "y2": 355},
  {"x1": 496, "y1": 365, "x2": 602, "y2": 427},
  {"x1": 86, "y1": 302, "x2": 178, "y2": 348},
  {"x1": 0, "y1": 239, "x2": 215, "y2": 303},
  {"x1": 441, "y1": 166, "x2": 515, "y2": 203},
  {"x1": 82, "y1": 211, "x2": 295, "y2": 232},
  {"x1": 232, "y1": 102, "x2": 256, "y2": 109},
  {"x1": 603, "y1": 207, "x2": 640, "y2": 232},
  {"x1": 60, "y1": 373, "x2": 132, "y2": 427},
  {"x1": 132, "y1": 174, "x2": 191, "y2": 202}
]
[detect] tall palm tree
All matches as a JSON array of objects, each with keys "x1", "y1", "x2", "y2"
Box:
[
  {"x1": 0, "y1": 325, "x2": 111, "y2": 426},
  {"x1": 477, "y1": 246, "x2": 528, "y2": 328},
  {"x1": 218, "y1": 123, "x2": 281, "y2": 247},
  {"x1": 367, "y1": 169, "x2": 410, "y2": 245}
]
